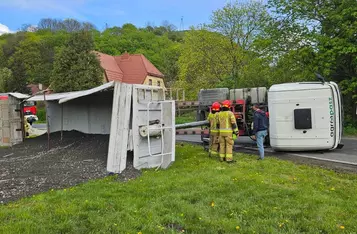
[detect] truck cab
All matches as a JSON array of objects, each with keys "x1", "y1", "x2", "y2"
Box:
[{"x1": 268, "y1": 81, "x2": 343, "y2": 151}]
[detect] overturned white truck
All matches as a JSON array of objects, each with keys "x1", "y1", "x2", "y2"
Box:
[
  {"x1": 268, "y1": 81, "x2": 343, "y2": 151},
  {"x1": 197, "y1": 80, "x2": 344, "y2": 152}
]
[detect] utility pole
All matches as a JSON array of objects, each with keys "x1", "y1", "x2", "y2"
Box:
[{"x1": 180, "y1": 17, "x2": 184, "y2": 31}]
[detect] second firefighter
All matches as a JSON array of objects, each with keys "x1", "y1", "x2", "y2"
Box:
[{"x1": 217, "y1": 100, "x2": 239, "y2": 163}]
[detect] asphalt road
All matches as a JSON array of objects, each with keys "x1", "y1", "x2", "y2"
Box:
[
  {"x1": 176, "y1": 135, "x2": 357, "y2": 171},
  {"x1": 32, "y1": 123, "x2": 47, "y2": 129}
]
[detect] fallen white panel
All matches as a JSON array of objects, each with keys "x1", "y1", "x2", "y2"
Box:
[
  {"x1": 59, "y1": 81, "x2": 114, "y2": 104},
  {"x1": 107, "y1": 82, "x2": 132, "y2": 173},
  {"x1": 132, "y1": 85, "x2": 175, "y2": 170}
]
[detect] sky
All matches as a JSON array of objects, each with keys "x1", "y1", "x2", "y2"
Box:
[{"x1": 0, "y1": 0, "x2": 230, "y2": 34}]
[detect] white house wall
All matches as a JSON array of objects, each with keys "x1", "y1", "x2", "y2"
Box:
[{"x1": 47, "y1": 91, "x2": 113, "y2": 134}]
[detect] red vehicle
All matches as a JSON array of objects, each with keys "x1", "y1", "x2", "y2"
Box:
[{"x1": 23, "y1": 101, "x2": 37, "y2": 116}]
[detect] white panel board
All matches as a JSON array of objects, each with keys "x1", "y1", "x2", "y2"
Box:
[
  {"x1": 132, "y1": 85, "x2": 175, "y2": 170},
  {"x1": 107, "y1": 82, "x2": 133, "y2": 173}
]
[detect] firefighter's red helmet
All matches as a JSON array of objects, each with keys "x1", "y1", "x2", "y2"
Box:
[
  {"x1": 211, "y1": 102, "x2": 221, "y2": 111},
  {"x1": 222, "y1": 100, "x2": 231, "y2": 108}
]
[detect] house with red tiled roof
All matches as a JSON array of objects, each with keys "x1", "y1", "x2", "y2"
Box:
[{"x1": 95, "y1": 51, "x2": 165, "y2": 88}]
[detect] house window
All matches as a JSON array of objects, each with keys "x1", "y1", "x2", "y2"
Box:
[
  {"x1": 157, "y1": 81, "x2": 161, "y2": 87},
  {"x1": 149, "y1": 79, "x2": 152, "y2": 85}
]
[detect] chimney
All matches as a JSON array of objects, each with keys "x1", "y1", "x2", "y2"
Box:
[{"x1": 121, "y1": 51, "x2": 130, "y2": 60}]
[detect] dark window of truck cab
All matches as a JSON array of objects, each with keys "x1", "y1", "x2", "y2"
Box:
[
  {"x1": 24, "y1": 101, "x2": 35, "y2": 107},
  {"x1": 294, "y1": 108, "x2": 312, "y2": 129}
]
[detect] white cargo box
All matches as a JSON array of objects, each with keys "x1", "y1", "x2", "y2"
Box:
[
  {"x1": 229, "y1": 87, "x2": 267, "y2": 104},
  {"x1": 268, "y1": 82, "x2": 342, "y2": 151},
  {"x1": 198, "y1": 88, "x2": 229, "y2": 105}
]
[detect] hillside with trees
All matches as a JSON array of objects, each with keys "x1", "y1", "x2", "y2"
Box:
[{"x1": 0, "y1": 0, "x2": 356, "y2": 124}]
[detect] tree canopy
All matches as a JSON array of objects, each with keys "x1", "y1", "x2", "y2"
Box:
[{"x1": 0, "y1": 1, "x2": 355, "y2": 123}]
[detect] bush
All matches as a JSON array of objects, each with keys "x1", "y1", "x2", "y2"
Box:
[
  {"x1": 176, "y1": 111, "x2": 196, "y2": 124},
  {"x1": 344, "y1": 125, "x2": 357, "y2": 136},
  {"x1": 36, "y1": 108, "x2": 46, "y2": 122}
]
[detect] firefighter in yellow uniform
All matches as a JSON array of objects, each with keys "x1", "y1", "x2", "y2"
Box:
[
  {"x1": 207, "y1": 102, "x2": 221, "y2": 157},
  {"x1": 217, "y1": 100, "x2": 239, "y2": 163}
]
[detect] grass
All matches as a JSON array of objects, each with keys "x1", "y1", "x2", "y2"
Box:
[
  {"x1": 1, "y1": 144, "x2": 357, "y2": 233},
  {"x1": 175, "y1": 111, "x2": 196, "y2": 124},
  {"x1": 344, "y1": 125, "x2": 357, "y2": 137}
]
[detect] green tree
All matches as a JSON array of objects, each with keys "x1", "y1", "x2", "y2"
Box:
[
  {"x1": 51, "y1": 31, "x2": 103, "y2": 92},
  {"x1": 7, "y1": 57, "x2": 28, "y2": 93},
  {"x1": 94, "y1": 24, "x2": 180, "y2": 85},
  {"x1": 0, "y1": 67, "x2": 12, "y2": 92},
  {"x1": 0, "y1": 47, "x2": 6, "y2": 68},
  {"x1": 210, "y1": 1, "x2": 271, "y2": 87},
  {"x1": 268, "y1": 0, "x2": 357, "y2": 123},
  {"x1": 177, "y1": 28, "x2": 234, "y2": 99}
]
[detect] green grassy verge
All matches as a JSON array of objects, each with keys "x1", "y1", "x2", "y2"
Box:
[
  {"x1": 344, "y1": 125, "x2": 357, "y2": 137},
  {"x1": 1, "y1": 144, "x2": 356, "y2": 233},
  {"x1": 34, "y1": 120, "x2": 46, "y2": 124},
  {"x1": 175, "y1": 112, "x2": 196, "y2": 124}
]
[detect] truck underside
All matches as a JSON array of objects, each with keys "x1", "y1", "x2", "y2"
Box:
[{"x1": 196, "y1": 87, "x2": 270, "y2": 145}]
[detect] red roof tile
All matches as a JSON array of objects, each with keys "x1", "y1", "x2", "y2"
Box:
[
  {"x1": 95, "y1": 52, "x2": 124, "y2": 82},
  {"x1": 95, "y1": 51, "x2": 164, "y2": 85}
]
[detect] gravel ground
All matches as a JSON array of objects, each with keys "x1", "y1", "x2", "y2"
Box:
[{"x1": 0, "y1": 131, "x2": 138, "y2": 204}]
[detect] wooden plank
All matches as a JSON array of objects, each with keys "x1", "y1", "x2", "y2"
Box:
[
  {"x1": 119, "y1": 84, "x2": 132, "y2": 172},
  {"x1": 107, "y1": 82, "x2": 121, "y2": 173},
  {"x1": 107, "y1": 82, "x2": 133, "y2": 173}
]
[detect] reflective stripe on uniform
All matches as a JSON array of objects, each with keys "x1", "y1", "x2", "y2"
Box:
[
  {"x1": 218, "y1": 111, "x2": 238, "y2": 133},
  {"x1": 219, "y1": 129, "x2": 233, "y2": 133},
  {"x1": 208, "y1": 112, "x2": 219, "y2": 131}
]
